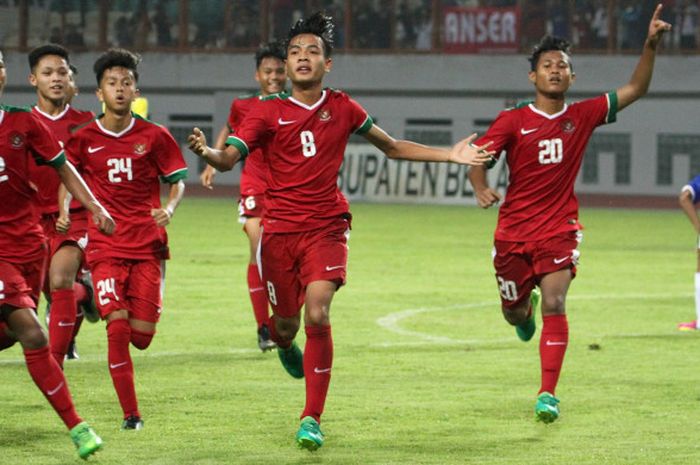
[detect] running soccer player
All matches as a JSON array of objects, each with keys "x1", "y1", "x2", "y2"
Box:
[
  {"x1": 188, "y1": 12, "x2": 493, "y2": 451},
  {"x1": 677, "y1": 174, "x2": 700, "y2": 331},
  {"x1": 27, "y1": 44, "x2": 97, "y2": 366},
  {"x1": 66, "y1": 48, "x2": 187, "y2": 430},
  {"x1": 0, "y1": 48, "x2": 112, "y2": 459},
  {"x1": 468, "y1": 4, "x2": 671, "y2": 423},
  {"x1": 199, "y1": 41, "x2": 287, "y2": 352}
]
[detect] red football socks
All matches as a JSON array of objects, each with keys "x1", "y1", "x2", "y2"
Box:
[
  {"x1": 107, "y1": 319, "x2": 140, "y2": 418},
  {"x1": 247, "y1": 264, "x2": 270, "y2": 329},
  {"x1": 539, "y1": 314, "x2": 569, "y2": 395},
  {"x1": 24, "y1": 346, "x2": 82, "y2": 429},
  {"x1": 301, "y1": 325, "x2": 333, "y2": 422},
  {"x1": 48, "y1": 288, "x2": 76, "y2": 366}
]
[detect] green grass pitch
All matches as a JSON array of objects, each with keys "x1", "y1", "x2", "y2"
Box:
[{"x1": 2, "y1": 198, "x2": 699, "y2": 464}]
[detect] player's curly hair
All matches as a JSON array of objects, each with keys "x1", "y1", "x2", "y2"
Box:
[
  {"x1": 93, "y1": 48, "x2": 141, "y2": 85},
  {"x1": 286, "y1": 11, "x2": 335, "y2": 57},
  {"x1": 28, "y1": 44, "x2": 69, "y2": 71},
  {"x1": 528, "y1": 36, "x2": 573, "y2": 71},
  {"x1": 255, "y1": 40, "x2": 286, "y2": 68}
]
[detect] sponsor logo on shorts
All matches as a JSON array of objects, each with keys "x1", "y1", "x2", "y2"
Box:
[
  {"x1": 325, "y1": 265, "x2": 344, "y2": 271},
  {"x1": 553, "y1": 256, "x2": 569, "y2": 264}
]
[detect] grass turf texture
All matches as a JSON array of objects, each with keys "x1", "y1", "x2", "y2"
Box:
[{"x1": 1, "y1": 199, "x2": 699, "y2": 464}]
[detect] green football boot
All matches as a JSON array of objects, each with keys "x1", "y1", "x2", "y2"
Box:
[
  {"x1": 296, "y1": 416, "x2": 324, "y2": 451},
  {"x1": 535, "y1": 391, "x2": 560, "y2": 423},
  {"x1": 278, "y1": 341, "x2": 304, "y2": 379},
  {"x1": 516, "y1": 288, "x2": 540, "y2": 342},
  {"x1": 70, "y1": 421, "x2": 103, "y2": 460}
]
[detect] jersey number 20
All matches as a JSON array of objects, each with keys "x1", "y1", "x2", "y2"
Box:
[{"x1": 538, "y1": 138, "x2": 563, "y2": 165}]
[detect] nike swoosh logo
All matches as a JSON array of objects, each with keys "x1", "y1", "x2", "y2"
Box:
[
  {"x1": 545, "y1": 340, "x2": 567, "y2": 346},
  {"x1": 88, "y1": 145, "x2": 105, "y2": 153},
  {"x1": 109, "y1": 361, "x2": 128, "y2": 369},
  {"x1": 57, "y1": 321, "x2": 75, "y2": 327},
  {"x1": 47, "y1": 382, "x2": 64, "y2": 396},
  {"x1": 249, "y1": 287, "x2": 264, "y2": 293},
  {"x1": 553, "y1": 256, "x2": 569, "y2": 264},
  {"x1": 520, "y1": 128, "x2": 538, "y2": 135},
  {"x1": 314, "y1": 367, "x2": 331, "y2": 374},
  {"x1": 325, "y1": 265, "x2": 344, "y2": 271},
  {"x1": 278, "y1": 118, "x2": 296, "y2": 125}
]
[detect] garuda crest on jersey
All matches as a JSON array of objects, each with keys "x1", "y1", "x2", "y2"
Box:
[
  {"x1": 560, "y1": 118, "x2": 576, "y2": 133},
  {"x1": 318, "y1": 108, "x2": 331, "y2": 122},
  {"x1": 9, "y1": 132, "x2": 24, "y2": 149},
  {"x1": 133, "y1": 143, "x2": 147, "y2": 155}
]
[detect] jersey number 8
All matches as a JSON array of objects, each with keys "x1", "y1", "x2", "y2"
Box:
[{"x1": 301, "y1": 130, "x2": 317, "y2": 158}]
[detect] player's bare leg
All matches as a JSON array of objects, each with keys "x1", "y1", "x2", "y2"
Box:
[
  {"x1": 534, "y1": 269, "x2": 572, "y2": 423},
  {"x1": 244, "y1": 217, "x2": 275, "y2": 350},
  {"x1": 48, "y1": 244, "x2": 84, "y2": 365},
  {"x1": 3, "y1": 305, "x2": 102, "y2": 458},
  {"x1": 678, "y1": 249, "x2": 700, "y2": 331},
  {"x1": 295, "y1": 280, "x2": 335, "y2": 451}
]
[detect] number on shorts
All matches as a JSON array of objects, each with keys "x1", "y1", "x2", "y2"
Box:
[
  {"x1": 107, "y1": 158, "x2": 133, "y2": 183},
  {"x1": 300, "y1": 130, "x2": 317, "y2": 158},
  {"x1": 266, "y1": 281, "x2": 278, "y2": 306},
  {"x1": 96, "y1": 278, "x2": 118, "y2": 305},
  {"x1": 0, "y1": 157, "x2": 8, "y2": 183},
  {"x1": 0, "y1": 280, "x2": 4, "y2": 300},
  {"x1": 497, "y1": 276, "x2": 518, "y2": 302}
]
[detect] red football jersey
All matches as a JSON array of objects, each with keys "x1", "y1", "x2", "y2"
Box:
[
  {"x1": 0, "y1": 105, "x2": 65, "y2": 263},
  {"x1": 29, "y1": 105, "x2": 95, "y2": 214},
  {"x1": 227, "y1": 93, "x2": 268, "y2": 196},
  {"x1": 476, "y1": 93, "x2": 617, "y2": 242},
  {"x1": 66, "y1": 115, "x2": 188, "y2": 263},
  {"x1": 227, "y1": 89, "x2": 373, "y2": 233}
]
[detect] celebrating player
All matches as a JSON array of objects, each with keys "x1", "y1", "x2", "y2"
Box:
[
  {"x1": 468, "y1": 4, "x2": 671, "y2": 423},
  {"x1": 27, "y1": 44, "x2": 98, "y2": 366},
  {"x1": 0, "y1": 48, "x2": 113, "y2": 459},
  {"x1": 66, "y1": 48, "x2": 187, "y2": 430},
  {"x1": 199, "y1": 41, "x2": 287, "y2": 352},
  {"x1": 677, "y1": 175, "x2": 700, "y2": 331},
  {"x1": 189, "y1": 12, "x2": 493, "y2": 451}
]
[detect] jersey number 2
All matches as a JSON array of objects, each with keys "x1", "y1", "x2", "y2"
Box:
[
  {"x1": 301, "y1": 130, "x2": 317, "y2": 158},
  {"x1": 0, "y1": 157, "x2": 8, "y2": 183}
]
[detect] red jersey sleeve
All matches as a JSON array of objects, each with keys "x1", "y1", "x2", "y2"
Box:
[
  {"x1": 576, "y1": 92, "x2": 618, "y2": 127},
  {"x1": 227, "y1": 99, "x2": 241, "y2": 131},
  {"x1": 475, "y1": 109, "x2": 517, "y2": 161},
  {"x1": 27, "y1": 112, "x2": 66, "y2": 167},
  {"x1": 155, "y1": 127, "x2": 188, "y2": 183},
  {"x1": 346, "y1": 97, "x2": 373, "y2": 134},
  {"x1": 64, "y1": 132, "x2": 84, "y2": 170},
  {"x1": 225, "y1": 99, "x2": 272, "y2": 158}
]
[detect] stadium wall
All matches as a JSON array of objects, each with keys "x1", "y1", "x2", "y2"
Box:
[{"x1": 3, "y1": 52, "x2": 698, "y2": 203}]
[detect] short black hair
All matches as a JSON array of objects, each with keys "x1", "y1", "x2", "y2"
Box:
[
  {"x1": 28, "y1": 44, "x2": 69, "y2": 71},
  {"x1": 69, "y1": 64, "x2": 78, "y2": 75},
  {"x1": 286, "y1": 11, "x2": 335, "y2": 57},
  {"x1": 255, "y1": 40, "x2": 286, "y2": 68},
  {"x1": 93, "y1": 48, "x2": 140, "y2": 85},
  {"x1": 528, "y1": 36, "x2": 572, "y2": 71}
]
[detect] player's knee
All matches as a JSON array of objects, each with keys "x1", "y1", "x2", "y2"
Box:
[
  {"x1": 502, "y1": 304, "x2": 528, "y2": 326},
  {"x1": 49, "y1": 270, "x2": 75, "y2": 291},
  {"x1": 541, "y1": 294, "x2": 566, "y2": 314},
  {"x1": 130, "y1": 329, "x2": 155, "y2": 350},
  {"x1": 18, "y1": 325, "x2": 48, "y2": 350}
]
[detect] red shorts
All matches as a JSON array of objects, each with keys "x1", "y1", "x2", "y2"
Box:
[
  {"x1": 260, "y1": 219, "x2": 350, "y2": 318},
  {"x1": 238, "y1": 194, "x2": 265, "y2": 223},
  {"x1": 493, "y1": 231, "x2": 582, "y2": 308},
  {"x1": 0, "y1": 257, "x2": 46, "y2": 311},
  {"x1": 91, "y1": 258, "x2": 165, "y2": 322},
  {"x1": 40, "y1": 209, "x2": 89, "y2": 256}
]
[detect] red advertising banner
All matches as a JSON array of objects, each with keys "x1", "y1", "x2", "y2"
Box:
[{"x1": 443, "y1": 6, "x2": 520, "y2": 53}]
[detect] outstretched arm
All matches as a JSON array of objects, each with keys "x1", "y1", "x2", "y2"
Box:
[
  {"x1": 679, "y1": 189, "x2": 700, "y2": 234},
  {"x1": 187, "y1": 126, "x2": 242, "y2": 172},
  {"x1": 55, "y1": 161, "x2": 115, "y2": 234},
  {"x1": 363, "y1": 124, "x2": 493, "y2": 165},
  {"x1": 616, "y1": 3, "x2": 671, "y2": 112}
]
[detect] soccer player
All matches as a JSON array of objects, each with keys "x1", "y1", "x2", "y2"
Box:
[
  {"x1": 677, "y1": 175, "x2": 700, "y2": 331},
  {"x1": 66, "y1": 48, "x2": 187, "y2": 430},
  {"x1": 199, "y1": 41, "x2": 287, "y2": 352},
  {"x1": 27, "y1": 44, "x2": 98, "y2": 367},
  {"x1": 468, "y1": 4, "x2": 671, "y2": 423},
  {"x1": 188, "y1": 12, "x2": 493, "y2": 451},
  {"x1": 0, "y1": 48, "x2": 113, "y2": 459}
]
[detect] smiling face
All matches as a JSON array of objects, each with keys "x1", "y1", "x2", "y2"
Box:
[
  {"x1": 29, "y1": 54, "x2": 70, "y2": 107},
  {"x1": 96, "y1": 66, "x2": 139, "y2": 115},
  {"x1": 255, "y1": 56, "x2": 286, "y2": 96},
  {"x1": 286, "y1": 33, "x2": 332, "y2": 87},
  {"x1": 528, "y1": 50, "x2": 575, "y2": 98}
]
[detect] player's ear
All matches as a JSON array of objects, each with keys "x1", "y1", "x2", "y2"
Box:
[
  {"x1": 134, "y1": 87, "x2": 141, "y2": 98},
  {"x1": 528, "y1": 70, "x2": 536, "y2": 85},
  {"x1": 324, "y1": 57, "x2": 333, "y2": 73},
  {"x1": 95, "y1": 88, "x2": 103, "y2": 102},
  {"x1": 28, "y1": 73, "x2": 37, "y2": 87},
  {"x1": 570, "y1": 71, "x2": 576, "y2": 85}
]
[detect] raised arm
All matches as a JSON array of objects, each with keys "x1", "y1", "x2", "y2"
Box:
[
  {"x1": 679, "y1": 189, "x2": 700, "y2": 234},
  {"x1": 152, "y1": 180, "x2": 185, "y2": 227},
  {"x1": 616, "y1": 3, "x2": 671, "y2": 112},
  {"x1": 362, "y1": 124, "x2": 493, "y2": 165},
  {"x1": 56, "y1": 161, "x2": 115, "y2": 234},
  {"x1": 188, "y1": 126, "x2": 242, "y2": 172}
]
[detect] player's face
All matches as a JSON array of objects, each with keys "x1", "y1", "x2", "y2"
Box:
[
  {"x1": 97, "y1": 66, "x2": 139, "y2": 115},
  {"x1": 0, "y1": 53, "x2": 5, "y2": 96},
  {"x1": 286, "y1": 33, "x2": 332, "y2": 86},
  {"x1": 29, "y1": 54, "x2": 70, "y2": 105},
  {"x1": 255, "y1": 57, "x2": 286, "y2": 96},
  {"x1": 528, "y1": 50, "x2": 575, "y2": 97}
]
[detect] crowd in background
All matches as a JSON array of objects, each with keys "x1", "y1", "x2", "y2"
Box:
[{"x1": 0, "y1": 0, "x2": 697, "y2": 53}]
